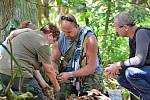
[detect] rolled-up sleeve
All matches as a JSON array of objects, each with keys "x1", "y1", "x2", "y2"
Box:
[{"x1": 122, "y1": 29, "x2": 150, "y2": 68}]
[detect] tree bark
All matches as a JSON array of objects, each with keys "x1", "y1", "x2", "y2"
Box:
[
  {"x1": 14, "y1": 0, "x2": 38, "y2": 24},
  {"x1": 0, "y1": 0, "x2": 14, "y2": 31},
  {"x1": 0, "y1": 0, "x2": 38, "y2": 40}
]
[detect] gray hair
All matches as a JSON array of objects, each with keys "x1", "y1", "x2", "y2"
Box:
[{"x1": 115, "y1": 12, "x2": 135, "y2": 27}]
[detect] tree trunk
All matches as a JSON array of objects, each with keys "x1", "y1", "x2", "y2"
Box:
[
  {"x1": 102, "y1": 0, "x2": 112, "y2": 67},
  {"x1": 13, "y1": 0, "x2": 38, "y2": 24},
  {"x1": 0, "y1": 0, "x2": 38, "y2": 40},
  {"x1": 0, "y1": 0, "x2": 14, "y2": 31}
]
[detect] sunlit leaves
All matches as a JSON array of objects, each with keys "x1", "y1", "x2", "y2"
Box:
[{"x1": 56, "y1": 0, "x2": 62, "y2": 5}]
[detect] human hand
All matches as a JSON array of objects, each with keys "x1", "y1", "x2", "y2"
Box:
[
  {"x1": 105, "y1": 62, "x2": 121, "y2": 79},
  {"x1": 57, "y1": 72, "x2": 72, "y2": 84},
  {"x1": 6, "y1": 31, "x2": 16, "y2": 41},
  {"x1": 42, "y1": 86, "x2": 55, "y2": 99},
  {"x1": 40, "y1": 81, "x2": 49, "y2": 89}
]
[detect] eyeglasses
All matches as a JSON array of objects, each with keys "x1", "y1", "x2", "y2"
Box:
[
  {"x1": 60, "y1": 16, "x2": 76, "y2": 24},
  {"x1": 119, "y1": 25, "x2": 125, "y2": 28},
  {"x1": 119, "y1": 24, "x2": 134, "y2": 28}
]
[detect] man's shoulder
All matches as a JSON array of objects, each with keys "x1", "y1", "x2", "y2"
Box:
[
  {"x1": 138, "y1": 27, "x2": 150, "y2": 30},
  {"x1": 136, "y1": 27, "x2": 150, "y2": 34},
  {"x1": 81, "y1": 26, "x2": 93, "y2": 32},
  {"x1": 136, "y1": 27, "x2": 150, "y2": 33},
  {"x1": 26, "y1": 30, "x2": 43, "y2": 35},
  {"x1": 14, "y1": 30, "x2": 48, "y2": 46},
  {"x1": 16, "y1": 30, "x2": 43, "y2": 39},
  {"x1": 135, "y1": 27, "x2": 150, "y2": 39},
  {"x1": 81, "y1": 26, "x2": 97, "y2": 40}
]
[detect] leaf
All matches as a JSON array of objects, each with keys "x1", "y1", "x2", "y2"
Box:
[{"x1": 56, "y1": 0, "x2": 62, "y2": 5}]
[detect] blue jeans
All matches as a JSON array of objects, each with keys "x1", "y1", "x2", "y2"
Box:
[
  {"x1": 117, "y1": 66, "x2": 150, "y2": 100},
  {"x1": 0, "y1": 73, "x2": 45, "y2": 100}
]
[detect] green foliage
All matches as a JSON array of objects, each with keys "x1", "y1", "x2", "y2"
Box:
[
  {"x1": 75, "y1": 0, "x2": 130, "y2": 65},
  {"x1": 122, "y1": 89, "x2": 130, "y2": 100},
  {"x1": 56, "y1": 0, "x2": 62, "y2": 5},
  {"x1": 16, "y1": 92, "x2": 34, "y2": 100},
  {"x1": 129, "y1": 4, "x2": 150, "y2": 24},
  {"x1": 6, "y1": 90, "x2": 34, "y2": 100},
  {"x1": 104, "y1": 78, "x2": 120, "y2": 90}
]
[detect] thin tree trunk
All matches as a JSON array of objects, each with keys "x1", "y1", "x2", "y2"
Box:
[
  {"x1": 102, "y1": 0, "x2": 112, "y2": 67},
  {"x1": 103, "y1": 0, "x2": 111, "y2": 45}
]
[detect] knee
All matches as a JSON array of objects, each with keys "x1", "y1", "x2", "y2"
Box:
[{"x1": 125, "y1": 67, "x2": 139, "y2": 80}]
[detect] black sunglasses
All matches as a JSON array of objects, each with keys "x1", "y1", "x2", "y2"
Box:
[{"x1": 60, "y1": 16, "x2": 76, "y2": 24}]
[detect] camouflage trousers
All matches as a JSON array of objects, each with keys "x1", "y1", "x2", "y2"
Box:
[{"x1": 54, "y1": 72, "x2": 104, "y2": 100}]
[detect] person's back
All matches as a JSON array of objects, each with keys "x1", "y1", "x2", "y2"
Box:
[{"x1": 0, "y1": 30, "x2": 50, "y2": 78}]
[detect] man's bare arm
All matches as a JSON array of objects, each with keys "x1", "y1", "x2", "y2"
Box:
[
  {"x1": 33, "y1": 70, "x2": 49, "y2": 89},
  {"x1": 51, "y1": 42, "x2": 61, "y2": 73},
  {"x1": 71, "y1": 36, "x2": 97, "y2": 77},
  {"x1": 43, "y1": 63, "x2": 60, "y2": 92},
  {"x1": 7, "y1": 28, "x2": 33, "y2": 41}
]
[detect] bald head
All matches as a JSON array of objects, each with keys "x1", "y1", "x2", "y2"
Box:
[
  {"x1": 115, "y1": 12, "x2": 135, "y2": 27},
  {"x1": 59, "y1": 14, "x2": 78, "y2": 26}
]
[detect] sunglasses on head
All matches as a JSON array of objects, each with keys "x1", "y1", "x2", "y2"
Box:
[{"x1": 60, "y1": 16, "x2": 76, "y2": 24}]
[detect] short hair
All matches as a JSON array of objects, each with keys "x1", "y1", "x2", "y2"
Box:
[
  {"x1": 40, "y1": 23, "x2": 60, "y2": 40},
  {"x1": 115, "y1": 12, "x2": 135, "y2": 27},
  {"x1": 19, "y1": 20, "x2": 35, "y2": 29},
  {"x1": 59, "y1": 14, "x2": 77, "y2": 25}
]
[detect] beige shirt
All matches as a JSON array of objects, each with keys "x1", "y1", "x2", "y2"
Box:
[{"x1": 0, "y1": 31, "x2": 51, "y2": 78}]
